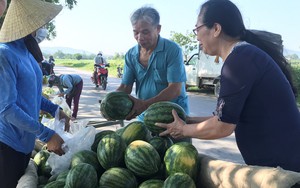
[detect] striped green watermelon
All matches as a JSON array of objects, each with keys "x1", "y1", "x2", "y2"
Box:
[
  {"x1": 163, "y1": 172, "x2": 196, "y2": 188},
  {"x1": 91, "y1": 130, "x2": 115, "y2": 152},
  {"x1": 97, "y1": 133, "x2": 127, "y2": 169},
  {"x1": 47, "y1": 174, "x2": 58, "y2": 184},
  {"x1": 121, "y1": 121, "x2": 151, "y2": 145},
  {"x1": 65, "y1": 163, "x2": 98, "y2": 188},
  {"x1": 149, "y1": 136, "x2": 173, "y2": 160},
  {"x1": 43, "y1": 180, "x2": 65, "y2": 188},
  {"x1": 33, "y1": 150, "x2": 51, "y2": 177},
  {"x1": 144, "y1": 101, "x2": 186, "y2": 134},
  {"x1": 55, "y1": 170, "x2": 69, "y2": 182},
  {"x1": 164, "y1": 142, "x2": 198, "y2": 181},
  {"x1": 125, "y1": 140, "x2": 161, "y2": 177},
  {"x1": 115, "y1": 127, "x2": 125, "y2": 136},
  {"x1": 70, "y1": 150, "x2": 104, "y2": 178},
  {"x1": 100, "y1": 91, "x2": 133, "y2": 120},
  {"x1": 99, "y1": 167, "x2": 138, "y2": 188},
  {"x1": 46, "y1": 170, "x2": 68, "y2": 184},
  {"x1": 139, "y1": 179, "x2": 164, "y2": 188}
]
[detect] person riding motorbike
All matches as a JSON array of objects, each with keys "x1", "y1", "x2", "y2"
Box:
[{"x1": 92, "y1": 52, "x2": 109, "y2": 87}]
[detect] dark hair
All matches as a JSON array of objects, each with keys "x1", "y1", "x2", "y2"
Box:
[
  {"x1": 48, "y1": 74, "x2": 60, "y2": 87},
  {"x1": 130, "y1": 6, "x2": 160, "y2": 26},
  {"x1": 200, "y1": 0, "x2": 297, "y2": 97}
]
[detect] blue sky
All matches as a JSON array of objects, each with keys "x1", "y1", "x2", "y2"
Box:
[{"x1": 40, "y1": 0, "x2": 300, "y2": 55}]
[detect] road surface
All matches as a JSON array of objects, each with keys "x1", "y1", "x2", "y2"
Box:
[{"x1": 53, "y1": 65, "x2": 244, "y2": 164}]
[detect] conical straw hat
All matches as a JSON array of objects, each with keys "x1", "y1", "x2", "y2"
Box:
[{"x1": 0, "y1": 0, "x2": 62, "y2": 43}]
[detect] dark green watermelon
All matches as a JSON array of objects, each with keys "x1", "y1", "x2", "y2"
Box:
[
  {"x1": 91, "y1": 130, "x2": 115, "y2": 152},
  {"x1": 144, "y1": 101, "x2": 186, "y2": 134},
  {"x1": 163, "y1": 172, "x2": 196, "y2": 188},
  {"x1": 100, "y1": 91, "x2": 133, "y2": 120},
  {"x1": 99, "y1": 167, "x2": 138, "y2": 188}
]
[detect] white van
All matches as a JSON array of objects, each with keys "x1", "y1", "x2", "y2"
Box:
[
  {"x1": 185, "y1": 49, "x2": 222, "y2": 97},
  {"x1": 185, "y1": 30, "x2": 283, "y2": 97}
]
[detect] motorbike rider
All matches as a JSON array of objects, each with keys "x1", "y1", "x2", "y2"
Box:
[
  {"x1": 92, "y1": 52, "x2": 108, "y2": 86},
  {"x1": 48, "y1": 55, "x2": 55, "y2": 74}
]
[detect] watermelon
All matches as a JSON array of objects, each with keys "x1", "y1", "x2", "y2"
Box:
[
  {"x1": 164, "y1": 142, "x2": 198, "y2": 181},
  {"x1": 47, "y1": 174, "x2": 58, "y2": 183},
  {"x1": 56, "y1": 170, "x2": 69, "y2": 182},
  {"x1": 65, "y1": 163, "x2": 98, "y2": 188},
  {"x1": 115, "y1": 127, "x2": 125, "y2": 136},
  {"x1": 33, "y1": 150, "x2": 51, "y2": 177},
  {"x1": 149, "y1": 136, "x2": 173, "y2": 160},
  {"x1": 121, "y1": 121, "x2": 151, "y2": 145},
  {"x1": 91, "y1": 130, "x2": 115, "y2": 152},
  {"x1": 70, "y1": 150, "x2": 104, "y2": 178},
  {"x1": 100, "y1": 91, "x2": 133, "y2": 120},
  {"x1": 144, "y1": 101, "x2": 186, "y2": 134},
  {"x1": 97, "y1": 133, "x2": 127, "y2": 169},
  {"x1": 47, "y1": 169, "x2": 69, "y2": 184},
  {"x1": 139, "y1": 179, "x2": 164, "y2": 188},
  {"x1": 163, "y1": 172, "x2": 196, "y2": 188},
  {"x1": 125, "y1": 140, "x2": 161, "y2": 177},
  {"x1": 43, "y1": 180, "x2": 65, "y2": 188},
  {"x1": 99, "y1": 167, "x2": 138, "y2": 188}
]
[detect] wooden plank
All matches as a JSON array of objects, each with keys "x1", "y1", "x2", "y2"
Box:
[{"x1": 88, "y1": 120, "x2": 124, "y2": 128}]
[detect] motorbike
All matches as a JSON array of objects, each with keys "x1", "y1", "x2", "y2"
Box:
[
  {"x1": 91, "y1": 63, "x2": 109, "y2": 90},
  {"x1": 117, "y1": 65, "x2": 123, "y2": 78}
]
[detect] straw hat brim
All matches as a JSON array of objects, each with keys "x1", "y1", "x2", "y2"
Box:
[{"x1": 0, "y1": 0, "x2": 63, "y2": 43}]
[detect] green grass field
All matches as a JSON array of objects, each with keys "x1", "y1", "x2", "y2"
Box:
[{"x1": 54, "y1": 58, "x2": 124, "y2": 78}]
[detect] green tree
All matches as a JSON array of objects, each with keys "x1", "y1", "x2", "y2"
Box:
[
  {"x1": 74, "y1": 53, "x2": 82, "y2": 60},
  {"x1": 54, "y1": 50, "x2": 65, "y2": 59},
  {"x1": 170, "y1": 31, "x2": 198, "y2": 61},
  {"x1": 113, "y1": 52, "x2": 125, "y2": 60},
  {"x1": 290, "y1": 54, "x2": 299, "y2": 60},
  {"x1": 0, "y1": 0, "x2": 77, "y2": 40}
]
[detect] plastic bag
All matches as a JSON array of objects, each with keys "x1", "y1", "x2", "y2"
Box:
[
  {"x1": 43, "y1": 109, "x2": 72, "y2": 141},
  {"x1": 52, "y1": 96, "x2": 72, "y2": 117},
  {"x1": 47, "y1": 115, "x2": 96, "y2": 175}
]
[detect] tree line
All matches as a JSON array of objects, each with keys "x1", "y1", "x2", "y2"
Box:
[{"x1": 43, "y1": 51, "x2": 125, "y2": 61}]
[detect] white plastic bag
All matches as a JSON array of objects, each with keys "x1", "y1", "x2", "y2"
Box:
[
  {"x1": 44, "y1": 109, "x2": 72, "y2": 141},
  {"x1": 52, "y1": 96, "x2": 72, "y2": 118},
  {"x1": 47, "y1": 117, "x2": 96, "y2": 175}
]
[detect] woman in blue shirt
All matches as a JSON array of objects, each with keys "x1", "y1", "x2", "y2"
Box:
[
  {"x1": 157, "y1": 0, "x2": 300, "y2": 172},
  {"x1": 0, "y1": 0, "x2": 68, "y2": 187}
]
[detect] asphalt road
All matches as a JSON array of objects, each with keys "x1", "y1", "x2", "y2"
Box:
[{"x1": 53, "y1": 65, "x2": 244, "y2": 164}]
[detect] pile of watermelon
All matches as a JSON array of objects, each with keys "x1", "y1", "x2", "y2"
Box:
[
  {"x1": 34, "y1": 100, "x2": 199, "y2": 187},
  {"x1": 34, "y1": 121, "x2": 199, "y2": 188}
]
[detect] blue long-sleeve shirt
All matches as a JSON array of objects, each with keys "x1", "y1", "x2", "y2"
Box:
[{"x1": 0, "y1": 38, "x2": 59, "y2": 154}]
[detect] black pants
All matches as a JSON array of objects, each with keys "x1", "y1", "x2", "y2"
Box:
[{"x1": 0, "y1": 142, "x2": 31, "y2": 188}]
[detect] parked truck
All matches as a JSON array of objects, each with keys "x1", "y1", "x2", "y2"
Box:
[
  {"x1": 185, "y1": 30, "x2": 283, "y2": 97},
  {"x1": 185, "y1": 48, "x2": 222, "y2": 97}
]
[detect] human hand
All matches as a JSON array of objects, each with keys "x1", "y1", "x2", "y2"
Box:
[
  {"x1": 58, "y1": 93, "x2": 64, "y2": 98},
  {"x1": 46, "y1": 133, "x2": 65, "y2": 156},
  {"x1": 58, "y1": 109, "x2": 71, "y2": 132},
  {"x1": 125, "y1": 95, "x2": 146, "y2": 120},
  {"x1": 155, "y1": 109, "x2": 186, "y2": 139}
]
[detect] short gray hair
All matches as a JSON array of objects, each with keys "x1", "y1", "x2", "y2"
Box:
[{"x1": 130, "y1": 6, "x2": 160, "y2": 26}]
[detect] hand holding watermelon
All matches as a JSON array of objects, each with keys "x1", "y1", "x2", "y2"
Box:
[
  {"x1": 156, "y1": 109, "x2": 186, "y2": 139},
  {"x1": 125, "y1": 95, "x2": 148, "y2": 120}
]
